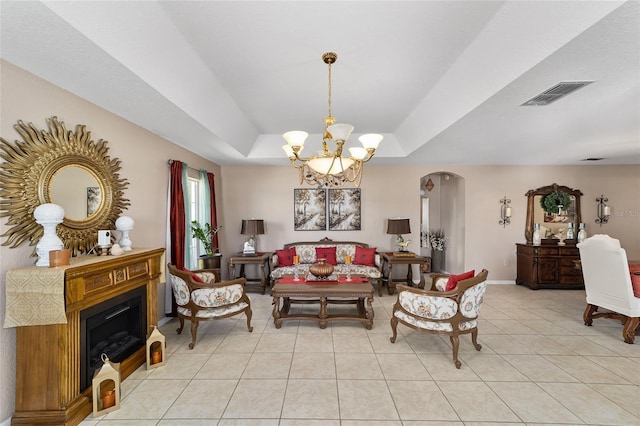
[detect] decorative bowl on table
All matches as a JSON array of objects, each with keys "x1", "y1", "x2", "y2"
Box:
[{"x1": 309, "y1": 258, "x2": 334, "y2": 279}]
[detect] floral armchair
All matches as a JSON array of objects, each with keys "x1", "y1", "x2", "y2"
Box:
[
  {"x1": 390, "y1": 269, "x2": 489, "y2": 368},
  {"x1": 168, "y1": 264, "x2": 253, "y2": 349}
]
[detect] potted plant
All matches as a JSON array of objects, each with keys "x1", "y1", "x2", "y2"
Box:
[{"x1": 191, "y1": 220, "x2": 223, "y2": 269}]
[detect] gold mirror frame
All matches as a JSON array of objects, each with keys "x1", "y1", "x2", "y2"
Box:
[
  {"x1": 524, "y1": 183, "x2": 582, "y2": 243},
  {"x1": 0, "y1": 116, "x2": 129, "y2": 255}
]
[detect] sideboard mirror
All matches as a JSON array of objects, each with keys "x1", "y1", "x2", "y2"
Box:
[
  {"x1": 0, "y1": 116, "x2": 129, "y2": 255},
  {"x1": 524, "y1": 183, "x2": 583, "y2": 244}
]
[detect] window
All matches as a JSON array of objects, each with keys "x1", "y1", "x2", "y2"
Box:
[{"x1": 187, "y1": 177, "x2": 201, "y2": 268}]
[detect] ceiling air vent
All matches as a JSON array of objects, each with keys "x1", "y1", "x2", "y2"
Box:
[
  {"x1": 581, "y1": 157, "x2": 604, "y2": 161},
  {"x1": 522, "y1": 81, "x2": 594, "y2": 106}
]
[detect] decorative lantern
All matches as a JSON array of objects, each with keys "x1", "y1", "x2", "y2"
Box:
[
  {"x1": 92, "y1": 354, "x2": 121, "y2": 417},
  {"x1": 146, "y1": 325, "x2": 166, "y2": 369}
]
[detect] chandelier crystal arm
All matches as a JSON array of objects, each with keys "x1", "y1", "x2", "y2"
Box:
[{"x1": 282, "y1": 51, "x2": 383, "y2": 188}]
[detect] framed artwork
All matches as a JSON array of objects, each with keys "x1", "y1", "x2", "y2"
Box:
[
  {"x1": 328, "y1": 188, "x2": 361, "y2": 231},
  {"x1": 87, "y1": 187, "x2": 101, "y2": 216},
  {"x1": 294, "y1": 188, "x2": 326, "y2": 231}
]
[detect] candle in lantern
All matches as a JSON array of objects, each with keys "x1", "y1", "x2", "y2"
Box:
[
  {"x1": 102, "y1": 389, "x2": 116, "y2": 409},
  {"x1": 293, "y1": 255, "x2": 299, "y2": 264},
  {"x1": 345, "y1": 255, "x2": 352, "y2": 264}
]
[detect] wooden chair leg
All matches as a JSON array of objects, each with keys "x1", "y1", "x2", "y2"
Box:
[
  {"x1": 471, "y1": 329, "x2": 482, "y2": 351},
  {"x1": 583, "y1": 303, "x2": 597, "y2": 326},
  {"x1": 188, "y1": 319, "x2": 199, "y2": 350},
  {"x1": 622, "y1": 317, "x2": 639, "y2": 344},
  {"x1": 176, "y1": 316, "x2": 184, "y2": 334},
  {"x1": 245, "y1": 308, "x2": 254, "y2": 332},
  {"x1": 390, "y1": 317, "x2": 398, "y2": 343},
  {"x1": 450, "y1": 335, "x2": 461, "y2": 369}
]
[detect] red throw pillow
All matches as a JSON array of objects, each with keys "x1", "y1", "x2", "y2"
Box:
[
  {"x1": 315, "y1": 246, "x2": 337, "y2": 265},
  {"x1": 354, "y1": 246, "x2": 376, "y2": 267},
  {"x1": 182, "y1": 268, "x2": 203, "y2": 283},
  {"x1": 445, "y1": 270, "x2": 475, "y2": 291},
  {"x1": 276, "y1": 247, "x2": 296, "y2": 266}
]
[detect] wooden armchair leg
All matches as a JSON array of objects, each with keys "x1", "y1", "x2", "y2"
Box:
[
  {"x1": 188, "y1": 319, "x2": 199, "y2": 350},
  {"x1": 176, "y1": 317, "x2": 184, "y2": 334},
  {"x1": 246, "y1": 308, "x2": 254, "y2": 332},
  {"x1": 450, "y1": 335, "x2": 461, "y2": 369},
  {"x1": 622, "y1": 317, "x2": 639, "y2": 344},
  {"x1": 583, "y1": 303, "x2": 597, "y2": 326},
  {"x1": 389, "y1": 317, "x2": 398, "y2": 343},
  {"x1": 471, "y1": 329, "x2": 482, "y2": 351}
]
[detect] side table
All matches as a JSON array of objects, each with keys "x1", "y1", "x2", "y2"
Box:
[
  {"x1": 381, "y1": 252, "x2": 430, "y2": 295},
  {"x1": 228, "y1": 252, "x2": 273, "y2": 294}
]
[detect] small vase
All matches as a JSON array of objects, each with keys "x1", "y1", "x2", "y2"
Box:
[
  {"x1": 431, "y1": 250, "x2": 444, "y2": 273},
  {"x1": 309, "y1": 258, "x2": 334, "y2": 279}
]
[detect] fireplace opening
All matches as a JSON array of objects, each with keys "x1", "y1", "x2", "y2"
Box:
[{"x1": 80, "y1": 286, "x2": 146, "y2": 390}]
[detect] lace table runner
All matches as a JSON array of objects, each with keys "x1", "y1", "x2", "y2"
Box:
[{"x1": 4, "y1": 267, "x2": 67, "y2": 327}]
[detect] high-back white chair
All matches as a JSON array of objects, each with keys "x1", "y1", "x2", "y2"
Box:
[{"x1": 577, "y1": 235, "x2": 640, "y2": 344}]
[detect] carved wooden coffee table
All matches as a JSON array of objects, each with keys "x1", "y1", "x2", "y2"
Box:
[{"x1": 271, "y1": 277, "x2": 375, "y2": 329}]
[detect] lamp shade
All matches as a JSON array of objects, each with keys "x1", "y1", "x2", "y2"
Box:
[
  {"x1": 387, "y1": 218, "x2": 411, "y2": 235},
  {"x1": 241, "y1": 219, "x2": 265, "y2": 235}
]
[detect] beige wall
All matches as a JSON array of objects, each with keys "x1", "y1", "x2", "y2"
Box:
[
  {"x1": 0, "y1": 61, "x2": 221, "y2": 423},
  {"x1": 220, "y1": 164, "x2": 640, "y2": 281}
]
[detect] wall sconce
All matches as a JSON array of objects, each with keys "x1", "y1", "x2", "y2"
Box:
[
  {"x1": 241, "y1": 219, "x2": 265, "y2": 255},
  {"x1": 596, "y1": 195, "x2": 610, "y2": 226},
  {"x1": 499, "y1": 196, "x2": 512, "y2": 227}
]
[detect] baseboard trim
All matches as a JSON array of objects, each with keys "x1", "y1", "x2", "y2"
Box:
[
  {"x1": 487, "y1": 280, "x2": 516, "y2": 285},
  {"x1": 158, "y1": 316, "x2": 172, "y2": 326}
]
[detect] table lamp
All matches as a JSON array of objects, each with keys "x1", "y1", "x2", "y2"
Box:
[
  {"x1": 387, "y1": 218, "x2": 411, "y2": 252},
  {"x1": 241, "y1": 219, "x2": 265, "y2": 255}
]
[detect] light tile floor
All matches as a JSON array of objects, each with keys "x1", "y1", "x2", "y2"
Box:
[{"x1": 82, "y1": 284, "x2": 640, "y2": 425}]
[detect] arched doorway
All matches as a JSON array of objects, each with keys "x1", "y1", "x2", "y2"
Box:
[{"x1": 420, "y1": 172, "x2": 465, "y2": 273}]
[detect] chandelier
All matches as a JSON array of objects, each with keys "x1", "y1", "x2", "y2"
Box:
[{"x1": 282, "y1": 52, "x2": 383, "y2": 187}]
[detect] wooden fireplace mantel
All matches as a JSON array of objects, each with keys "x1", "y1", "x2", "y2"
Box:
[{"x1": 11, "y1": 248, "x2": 165, "y2": 425}]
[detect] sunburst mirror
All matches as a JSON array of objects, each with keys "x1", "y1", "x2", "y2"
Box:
[{"x1": 0, "y1": 116, "x2": 130, "y2": 255}]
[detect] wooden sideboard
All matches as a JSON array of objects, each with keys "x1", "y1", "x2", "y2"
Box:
[
  {"x1": 11, "y1": 248, "x2": 164, "y2": 425},
  {"x1": 516, "y1": 242, "x2": 583, "y2": 290}
]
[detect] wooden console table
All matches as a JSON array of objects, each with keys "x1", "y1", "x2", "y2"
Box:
[
  {"x1": 516, "y1": 242, "x2": 583, "y2": 289},
  {"x1": 381, "y1": 252, "x2": 429, "y2": 295},
  {"x1": 228, "y1": 252, "x2": 272, "y2": 294},
  {"x1": 9, "y1": 248, "x2": 164, "y2": 426}
]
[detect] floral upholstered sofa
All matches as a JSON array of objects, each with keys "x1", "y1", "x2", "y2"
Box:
[{"x1": 270, "y1": 237, "x2": 384, "y2": 294}]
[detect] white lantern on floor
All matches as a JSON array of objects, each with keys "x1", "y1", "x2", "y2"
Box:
[
  {"x1": 92, "y1": 354, "x2": 121, "y2": 417},
  {"x1": 146, "y1": 325, "x2": 166, "y2": 369}
]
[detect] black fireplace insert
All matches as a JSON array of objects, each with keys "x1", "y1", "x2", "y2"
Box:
[{"x1": 80, "y1": 286, "x2": 146, "y2": 390}]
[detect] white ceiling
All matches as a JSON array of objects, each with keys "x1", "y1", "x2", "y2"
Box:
[{"x1": 1, "y1": 1, "x2": 639, "y2": 166}]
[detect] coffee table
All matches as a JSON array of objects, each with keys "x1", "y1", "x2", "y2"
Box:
[{"x1": 271, "y1": 277, "x2": 375, "y2": 329}]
